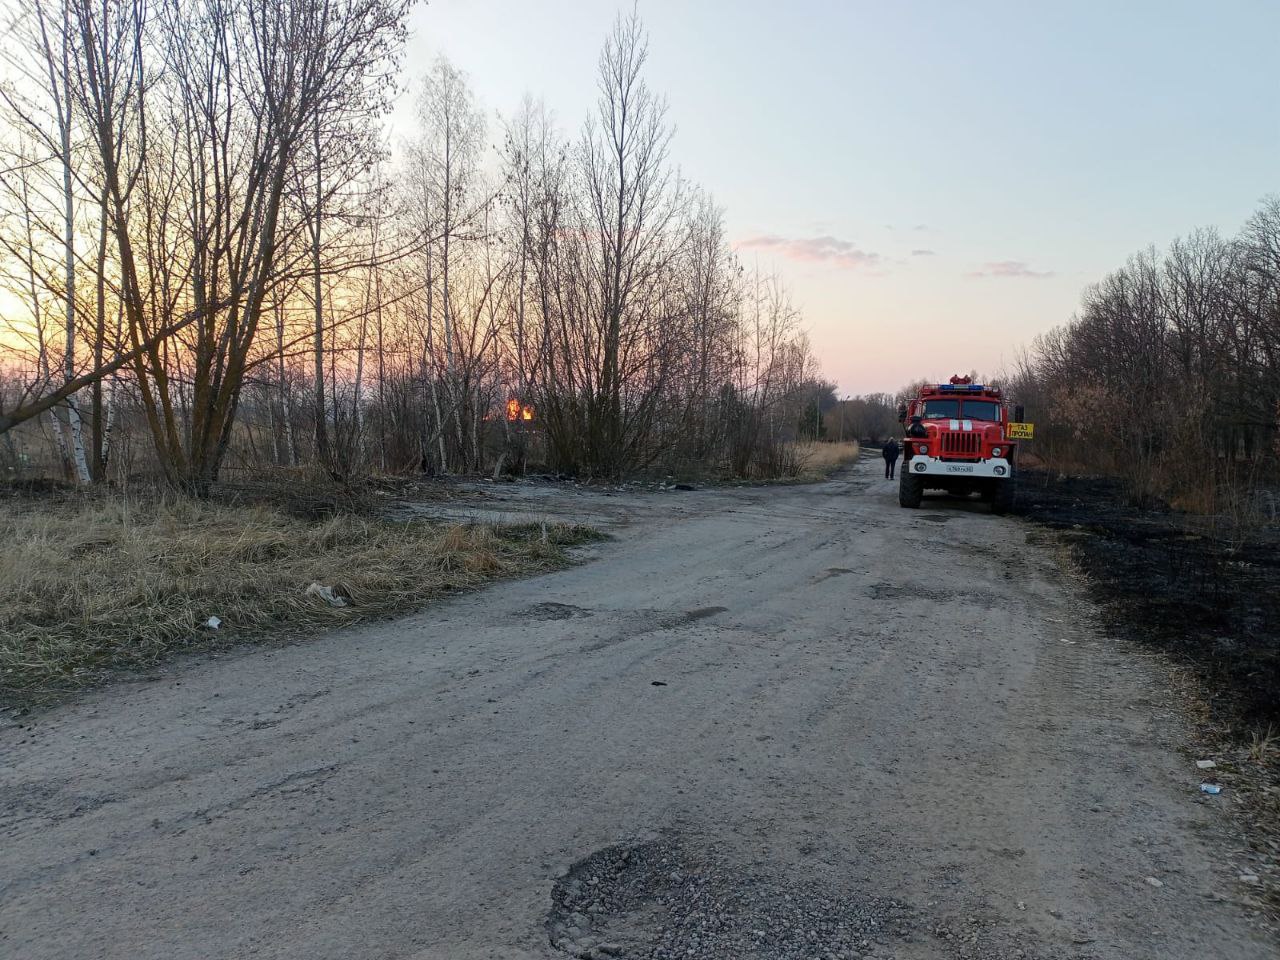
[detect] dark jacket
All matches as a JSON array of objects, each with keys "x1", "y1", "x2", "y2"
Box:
[{"x1": 882, "y1": 439, "x2": 900, "y2": 460}]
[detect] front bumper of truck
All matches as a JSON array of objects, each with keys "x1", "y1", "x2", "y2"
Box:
[{"x1": 905, "y1": 456, "x2": 1012, "y2": 479}]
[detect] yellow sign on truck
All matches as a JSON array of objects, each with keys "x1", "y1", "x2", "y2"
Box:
[{"x1": 1006, "y1": 422, "x2": 1035, "y2": 440}]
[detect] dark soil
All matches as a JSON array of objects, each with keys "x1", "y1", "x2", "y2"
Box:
[{"x1": 1014, "y1": 470, "x2": 1280, "y2": 731}]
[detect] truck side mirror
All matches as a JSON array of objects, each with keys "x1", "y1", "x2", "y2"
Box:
[
  {"x1": 896, "y1": 403, "x2": 907, "y2": 423},
  {"x1": 1013, "y1": 404, "x2": 1025, "y2": 422}
]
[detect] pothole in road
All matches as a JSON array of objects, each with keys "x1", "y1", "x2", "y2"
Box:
[
  {"x1": 546, "y1": 837, "x2": 1093, "y2": 960},
  {"x1": 682, "y1": 606, "x2": 728, "y2": 622},
  {"x1": 813, "y1": 567, "x2": 855, "y2": 584},
  {"x1": 521, "y1": 602, "x2": 593, "y2": 621},
  {"x1": 546, "y1": 836, "x2": 913, "y2": 960},
  {"x1": 867, "y1": 583, "x2": 1006, "y2": 609},
  {"x1": 866, "y1": 583, "x2": 953, "y2": 602}
]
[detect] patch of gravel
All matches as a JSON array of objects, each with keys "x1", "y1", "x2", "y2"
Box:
[
  {"x1": 546, "y1": 836, "x2": 1087, "y2": 960},
  {"x1": 521, "y1": 602, "x2": 593, "y2": 621}
]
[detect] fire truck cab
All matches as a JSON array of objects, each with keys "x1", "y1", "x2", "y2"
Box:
[{"x1": 897, "y1": 376, "x2": 1020, "y2": 513}]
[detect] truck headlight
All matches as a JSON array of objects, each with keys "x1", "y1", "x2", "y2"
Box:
[
  {"x1": 994, "y1": 466, "x2": 1007, "y2": 476},
  {"x1": 991, "y1": 446, "x2": 1001, "y2": 458},
  {"x1": 918, "y1": 444, "x2": 928, "y2": 456},
  {"x1": 914, "y1": 461, "x2": 926, "y2": 472}
]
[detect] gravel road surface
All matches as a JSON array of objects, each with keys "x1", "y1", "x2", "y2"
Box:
[{"x1": 3, "y1": 458, "x2": 1270, "y2": 959}]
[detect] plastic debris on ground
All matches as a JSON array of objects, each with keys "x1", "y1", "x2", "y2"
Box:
[{"x1": 304, "y1": 583, "x2": 349, "y2": 608}]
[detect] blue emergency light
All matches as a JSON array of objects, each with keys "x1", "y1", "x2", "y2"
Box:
[{"x1": 937, "y1": 383, "x2": 985, "y2": 392}]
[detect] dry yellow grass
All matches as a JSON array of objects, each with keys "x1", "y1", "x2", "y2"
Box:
[
  {"x1": 792, "y1": 440, "x2": 861, "y2": 481},
  {"x1": 0, "y1": 494, "x2": 594, "y2": 704}
]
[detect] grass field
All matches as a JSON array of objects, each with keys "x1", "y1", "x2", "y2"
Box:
[
  {"x1": 793, "y1": 440, "x2": 861, "y2": 481},
  {"x1": 0, "y1": 493, "x2": 595, "y2": 705}
]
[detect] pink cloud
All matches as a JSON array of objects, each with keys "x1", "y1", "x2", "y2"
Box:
[
  {"x1": 968, "y1": 260, "x2": 1053, "y2": 278},
  {"x1": 738, "y1": 234, "x2": 880, "y2": 270}
]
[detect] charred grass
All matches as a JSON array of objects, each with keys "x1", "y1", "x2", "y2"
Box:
[
  {"x1": 0, "y1": 489, "x2": 596, "y2": 708},
  {"x1": 1014, "y1": 470, "x2": 1279, "y2": 731},
  {"x1": 1016, "y1": 470, "x2": 1280, "y2": 917}
]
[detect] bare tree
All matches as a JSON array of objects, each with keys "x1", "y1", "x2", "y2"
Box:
[
  {"x1": 2, "y1": 3, "x2": 827, "y2": 490},
  {"x1": 560, "y1": 9, "x2": 685, "y2": 476},
  {"x1": 66, "y1": 0, "x2": 411, "y2": 492},
  {"x1": 403, "y1": 56, "x2": 487, "y2": 472}
]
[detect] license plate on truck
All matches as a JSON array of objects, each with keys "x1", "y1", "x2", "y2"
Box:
[{"x1": 945, "y1": 464, "x2": 974, "y2": 473}]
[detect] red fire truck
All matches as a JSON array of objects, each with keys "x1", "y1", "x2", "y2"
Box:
[{"x1": 897, "y1": 376, "x2": 1031, "y2": 513}]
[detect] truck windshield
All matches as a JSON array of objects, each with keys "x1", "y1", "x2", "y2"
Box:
[
  {"x1": 921, "y1": 399, "x2": 961, "y2": 419},
  {"x1": 962, "y1": 400, "x2": 1001, "y2": 421},
  {"x1": 920, "y1": 399, "x2": 1001, "y2": 421}
]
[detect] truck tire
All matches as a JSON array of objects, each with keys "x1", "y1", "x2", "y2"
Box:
[
  {"x1": 991, "y1": 474, "x2": 1016, "y2": 514},
  {"x1": 899, "y1": 471, "x2": 923, "y2": 508}
]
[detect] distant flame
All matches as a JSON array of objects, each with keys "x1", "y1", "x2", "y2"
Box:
[{"x1": 506, "y1": 398, "x2": 535, "y2": 422}]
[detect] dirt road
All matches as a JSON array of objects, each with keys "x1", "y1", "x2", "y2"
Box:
[{"x1": 2, "y1": 458, "x2": 1270, "y2": 959}]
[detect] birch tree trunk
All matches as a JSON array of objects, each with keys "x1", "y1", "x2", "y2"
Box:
[
  {"x1": 44, "y1": 0, "x2": 90, "y2": 483},
  {"x1": 16, "y1": 155, "x2": 73, "y2": 476}
]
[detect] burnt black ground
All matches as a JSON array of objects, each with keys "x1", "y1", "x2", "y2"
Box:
[{"x1": 1013, "y1": 470, "x2": 1280, "y2": 731}]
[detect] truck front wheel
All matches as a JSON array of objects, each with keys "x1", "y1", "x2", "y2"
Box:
[{"x1": 899, "y1": 471, "x2": 924, "y2": 508}]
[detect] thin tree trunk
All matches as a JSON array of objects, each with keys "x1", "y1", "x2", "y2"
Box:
[
  {"x1": 312, "y1": 116, "x2": 331, "y2": 470},
  {"x1": 274, "y1": 301, "x2": 294, "y2": 467},
  {"x1": 376, "y1": 261, "x2": 387, "y2": 470},
  {"x1": 91, "y1": 189, "x2": 109, "y2": 479},
  {"x1": 100, "y1": 297, "x2": 124, "y2": 478},
  {"x1": 352, "y1": 307, "x2": 368, "y2": 459},
  {"x1": 57, "y1": 20, "x2": 90, "y2": 484},
  {"x1": 60, "y1": 233, "x2": 89, "y2": 469},
  {"x1": 425, "y1": 236, "x2": 447, "y2": 471},
  {"x1": 442, "y1": 120, "x2": 465, "y2": 465},
  {"x1": 18, "y1": 162, "x2": 72, "y2": 476},
  {"x1": 470, "y1": 383, "x2": 480, "y2": 470}
]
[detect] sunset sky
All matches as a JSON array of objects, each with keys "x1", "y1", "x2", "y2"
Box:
[{"x1": 396, "y1": 0, "x2": 1280, "y2": 395}]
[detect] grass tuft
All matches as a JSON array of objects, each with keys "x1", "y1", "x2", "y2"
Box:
[{"x1": 1250, "y1": 725, "x2": 1278, "y2": 766}]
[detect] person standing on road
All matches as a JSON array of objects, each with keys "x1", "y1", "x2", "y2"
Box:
[{"x1": 882, "y1": 438, "x2": 900, "y2": 479}]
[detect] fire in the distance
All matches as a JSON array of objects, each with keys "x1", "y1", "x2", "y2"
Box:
[{"x1": 505, "y1": 398, "x2": 535, "y2": 422}]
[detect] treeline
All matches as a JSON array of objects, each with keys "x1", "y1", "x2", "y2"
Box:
[
  {"x1": 1009, "y1": 200, "x2": 1280, "y2": 511},
  {"x1": 823, "y1": 394, "x2": 899, "y2": 444},
  {"x1": 0, "y1": 3, "x2": 821, "y2": 492}
]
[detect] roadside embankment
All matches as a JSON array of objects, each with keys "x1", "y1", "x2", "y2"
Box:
[{"x1": 0, "y1": 488, "x2": 595, "y2": 708}]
